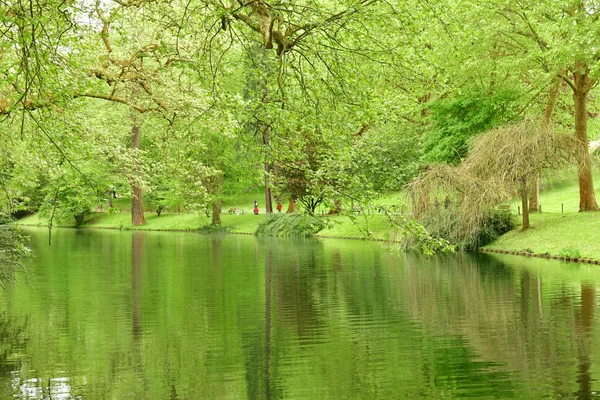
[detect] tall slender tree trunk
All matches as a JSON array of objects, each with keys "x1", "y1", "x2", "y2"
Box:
[
  {"x1": 520, "y1": 180, "x2": 530, "y2": 230},
  {"x1": 530, "y1": 76, "x2": 563, "y2": 212},
  {"x1": 263, "y1": 125, "x2": 273, "y2": 213},
  {"x1": 131, "y1": 123, "x2": 147, "y2": 226},
  {"x1": 206, "y1": 142, "x2": 223, "y2": 226},
  {"x1": 573, "y1": 66, "x2": 598, "y2": 212},
  {"x1": 528, "y1": 180, "x2": 540, "y2": 213}
]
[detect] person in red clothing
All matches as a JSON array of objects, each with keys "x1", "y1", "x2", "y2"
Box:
[
  {"x1": 276, "y1": 202, "x2": 282, "y2": 213},
  {"x1": 253, "y1": 200, "x2": 259, "y2": 215}
]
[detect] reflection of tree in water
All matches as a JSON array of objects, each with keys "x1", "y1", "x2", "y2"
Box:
[
  {"x1": 240, "y1": 239, "x2": 269, "y2": 400},
  {"x1": 0, "y1": 312, "x2": 28, "y2": 397},
  {"x1": 398, "y1": 252, "x2": 600, "y2": 397},
  {"x1": 264, "y1": 246, "x2": 272, "y2": 400},
  {"x1": 0, "y1": 215, "x2": 31, "y2": 285},
  {"x1": 333, "y1": 248, "x2": 399, "y2": 322},
  {"x1": 575, "y1": 284, "x2": 594, "y2": 400},
  {"x1": 131, "y1": 232, "x2": 146, "y2": 396},
  {"x1": 132, "y1": 232, "x2": 143, "y2": 341},
  {"x1": 238, "y1": 239, "x2": 332, "y2": 400},
  {"x1": 271, "y1": 240, "x2": 327, "y2": 341}
]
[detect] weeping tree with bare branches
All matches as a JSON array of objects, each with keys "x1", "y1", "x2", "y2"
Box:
[{"x1": 409, "y1": 118, "x2": 579, "y2": 248}]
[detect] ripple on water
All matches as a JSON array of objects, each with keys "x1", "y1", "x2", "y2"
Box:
[{"x1": 4, "y1": 230, "x2": 600, "y2": 399}]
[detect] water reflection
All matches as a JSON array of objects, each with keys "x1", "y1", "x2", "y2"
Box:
[
  {"x1": 577, "y1": 284, "x2": 594, "y2": 399},
  {"x1": 2, "y1": 229, "x2": 600, "y2": 399}
]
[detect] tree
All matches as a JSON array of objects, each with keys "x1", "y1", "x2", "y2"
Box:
[
  {"x1": 409, "y1": 118, "x2": 578, "y2": 247},
  {"x1": 466, "y1": 0, "x2": 600, "y2": 211},
  {"x1": 219, "y1": 0, "x2": 395, "y2": 214},
  {"x1": 352, "y1": 122, "x2": 421, "y2": 193}
]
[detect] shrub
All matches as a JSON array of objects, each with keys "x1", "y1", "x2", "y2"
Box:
[
  {"x1": 421, "y1": 88, "x2": 520, "y2": 165},
  {"x1": 198, "y1": 225, "x2": 231, "y2": 234},
  {"x1": 559, "y1": 247, "x2": 581, "y2": 259},
  {"x1": 255, "y1": 213, "x2": 326, "y2": 238},
  {"x1": 474, "y1": 209, "x2": 517, "y2": 248},
  {"x1": 422, "y1": 207, "x2": 516, "y2": 251}
]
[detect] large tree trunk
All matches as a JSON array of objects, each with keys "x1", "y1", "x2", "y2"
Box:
[
  {"x1": 211, "y1": 199, "x2": 222, "y2": 226},
  {"x1": 573, "y1": 67, "x2": 598, "y2": 212},
  {"x1": 520, "y1": 180, "x2": 530, "y2": 230},
  {"x1": 263, "y1": 125, "x2": 273, "y2": 213},
  {"x1": 131, "y1": 124, "x2": 147, "y2": 226},
  {"x1": 528, "y1": 180, "x2": 540, "y2": 213},
  {"x1": 286, "y1": 198, "x2": 297, "y2": 213}
]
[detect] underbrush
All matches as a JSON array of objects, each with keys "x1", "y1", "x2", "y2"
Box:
[
  {"x1": 198, "y1": 224, "x2": 232, "y2": 234},
  {"x1": 474, "y1": 209, "x2": 518, "y2": 248},
  {"x1": 423, "y1": 208, "x2": 517, "y2": 251},
  {"x1": 255, "y1": 213, "x2": 326, "y2": 238}
]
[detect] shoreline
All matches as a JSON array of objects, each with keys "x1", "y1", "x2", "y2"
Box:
[
  {"x1": 18, "y1": 222, "x2": 394, "y2": 241},
  {"x1": 479, "y1": 247, "x2": 600, "y2": 265},
  {"x1": 16, "y1": 211, "x2": 398, "y2": 242},
  {"x1": 19, "y1": 211, "x2": 600, "y2": 266}
]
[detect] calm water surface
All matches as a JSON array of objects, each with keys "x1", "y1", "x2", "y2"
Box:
[{"x1": 1, "y1": 228, "x2": 600, "y2": 399}]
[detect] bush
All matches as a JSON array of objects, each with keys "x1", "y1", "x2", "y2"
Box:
[
  {"x1": 198, "y1": 224, "x2": 231, "y2": 234},
  {"x1": 421, "y1": 88, "x2": 520, "y2": 165},
  {"x1": 559, "y1": 247, "x2": 581, "y2": 259},
  {"x1": 474, "y1": 209, "x2": 517, "y2": 248},
  {"x1": 255, "y1": 213, "x2": 326, "y2": 238},
  {"x1": 422, "y1": 207, "x2": 516, "y2": 251}
]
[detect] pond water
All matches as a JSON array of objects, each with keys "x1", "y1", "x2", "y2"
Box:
[{"x1": 1, "y1": 228, "x2": 600, "y2": 399}]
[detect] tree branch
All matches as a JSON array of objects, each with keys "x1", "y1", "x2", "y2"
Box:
[{"x1": 74, "y1": 92, "x2": 157, "y2": 113}]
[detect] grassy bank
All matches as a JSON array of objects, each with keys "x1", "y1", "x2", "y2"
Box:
[
  {"x1": 483, "y1": 170, "x2": 600, "y2": 260},
  {"x1": 483, "y1": 212, "x2": 600, "y2": 260},
  {"x1": 17, "y1": 207, "x2": 401, "y2": 241},
  {"x1": 18, "y1": 211, "x2": 265, "y2": 234}
]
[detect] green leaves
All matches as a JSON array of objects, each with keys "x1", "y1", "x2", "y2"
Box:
[
  {"x1": 0, "y1": 214, "x2": 31, "y2": 285},
  {"x1": 421, "y1": 87, "x2": 521, "y2": 165}
]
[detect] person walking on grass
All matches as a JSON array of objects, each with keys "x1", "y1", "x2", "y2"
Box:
[{"x1": 254, "y1": 200, "x2": 259, "y2": 215}]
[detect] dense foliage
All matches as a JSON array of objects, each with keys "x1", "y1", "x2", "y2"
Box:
[
  {"x1": 2, "y1": 0, "x2": 600, "y2": 254},
  {"x1": 0, "y1": 215, "x2": 30, "y2": 284},
  {"x1": 254, "y1": 213, "x2": 326, "y2": 238},
  {"x1": 421, "y1": 88, "x2": 520, "y2": 165}
]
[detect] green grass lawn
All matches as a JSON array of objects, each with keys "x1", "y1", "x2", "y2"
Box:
[
  {"x1": 18, "y1": 209, "x2": 268, "y2": 233},
  {"x1": 485, "y1": 167, "x2": 600, "y2": 259},
  {"x1": 316, "y1": 214, "x2": 397, "y2": 241},
  {"x1": 483, "y1": 212, "x2": 600, "y2": 258}
]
